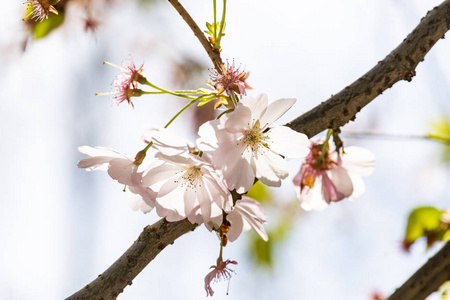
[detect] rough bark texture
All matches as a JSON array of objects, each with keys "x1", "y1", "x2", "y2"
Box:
[
  {"x1": 66, "y1": 1, "x2": 450, "y2": 299},
  {"x1": 65, "y1": 219, "x2": 198, "y2": 300},
  {"x1": 387, "y1": 242, "x2": 450, "y2": 300},
  {"x1": 285, "y1": 1, "x2": 450, "y2": 138}
]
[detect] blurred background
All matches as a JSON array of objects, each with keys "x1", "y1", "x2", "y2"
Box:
[{"x1": 1, "y1": 0, "x2": 449, "y2": 299}]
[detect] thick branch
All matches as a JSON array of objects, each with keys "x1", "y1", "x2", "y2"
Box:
[
  {"x1": 67, "y1": 1, "x2": 450, "y2": 299},
  {"x1": 167, "y1": 0, "x2": 223, "y2": 71},
  {"x1": 387, "y1": 242, "x2": 450, "y2": 300},
  {"x1": 65, "y1": 219, "x2": 198, "y2": 300},
  {"x1": 286, "y1": 0, "x2": 450, "y2": 138}
]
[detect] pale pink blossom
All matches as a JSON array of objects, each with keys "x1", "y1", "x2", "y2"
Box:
[
  {"x1": 293, "y1": 144, "x2": 375, "y2": 211},
  {"x1": 143, "y1": 129, "x2": 232, "y2": 230},
  {"x1": 210, "y1": 60, "x2": 250, "y2": 96},
  {"x1": 226, "y1": 196, "x2": 268, "y2": 242},
  {"x1": 99, "y1": 57, "x2": 144, "y2": 107},
  {"x1": 197, "y1": 94, "x2": 310, "y2": 193},
  {"x1": 23, "y1": 0, "x2": 59, "y2": 22},
  {"x1": 204, "y1": 257, "x2": 237, "y2": 297},
  {"x1": 77, "y1": 146, "x2": 156, "y2": 211}
]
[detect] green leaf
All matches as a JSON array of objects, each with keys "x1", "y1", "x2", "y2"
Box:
[
  {"x1": 404, "y1": 206, "x2": 444, "y2": 249},
  {"x1": 33, "y1": 12, "x2": 65, "y2": 40}
]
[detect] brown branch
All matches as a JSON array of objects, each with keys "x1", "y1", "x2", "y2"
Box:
[
  {"x1": 67, "y1": 1, "x2": 450, "y2": 299},
  {"x1": 285, "y1": 0, "x2": 450, "y2": 138},
  {"x1": 167, "y1": 0, "x2": 223, "y2": 71},
  {"x1": 387, "y1": 242, "x2": 450, "y2": 300},
  {"x1": 65, "y1": 219, "x2": 198, "y2": 300}
]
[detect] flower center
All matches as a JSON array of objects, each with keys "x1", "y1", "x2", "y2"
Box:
[
  {"x1": 243, "y1": 121, "x2": 268, "y2": 152},
  {"x1": 180, "y1": 166, "x2": 203, "y2": 189}
]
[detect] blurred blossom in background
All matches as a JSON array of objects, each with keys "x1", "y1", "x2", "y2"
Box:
[{"x1": 1, "y1": 0, "x2": 449, "y2": 299}]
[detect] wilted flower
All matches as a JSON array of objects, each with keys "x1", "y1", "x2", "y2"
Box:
[
  {"x1": 23, "y1": 0, "x2": 59, "y2": 22},
  {"x1": 210, "y1": 60, "x2": 250, "y2": 97},
  {"x1": 226, "y1": 196, "x2": 268, "y2": 242},
  {"x1": 204, "y1": 257, "x2": 237, "y2": 297},
  {"x1": 293, "y1": 143, "x2": 375, "y2": 211},
  {"x1": 97, "y1": 57, "x2": 145, "y2": 107},
  {"x1": 197, "y1": 94, "x2": 310, "y2": 193}
]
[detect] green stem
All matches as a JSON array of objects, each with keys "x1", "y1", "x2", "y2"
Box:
[
  {"x1": 164, "y1": 99, "x2": 198, "y2": 128},
  {"x1": 216, "y1": 0, "x2": 227, "y2": 47},
  {"x1": 217, "y1": 109, "x2": 233, "y2": 119},
  {"x1": 317, "y1": 129, "x2": 333, "y2": 162},
  {"x1": 213, "y1": 0, "x2": 217, "y2": 41},
  {"x1": 143, "y1": 79, "x2": 198, "y2": 100}
]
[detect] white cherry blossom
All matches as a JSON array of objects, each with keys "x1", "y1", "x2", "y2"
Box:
[
  {"x1": 143, "y1": 129, "x2": 233, "y2": 230},
  {"x1": 197, "y1": 94, "x2": 310, "y2": 193}
]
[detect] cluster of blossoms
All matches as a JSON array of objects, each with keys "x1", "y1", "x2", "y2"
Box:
[{"x1": 80, "y1": 58, "x2": 375, "y2": 295}]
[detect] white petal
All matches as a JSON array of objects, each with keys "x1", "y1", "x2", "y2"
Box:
[
  {"x1": 296, "y1": 180, "x2": 329, "y2": 211},
  {"x1": 107, "y1": 158, "x2": 135, "y2": 185},
  {"x1": 78, "y1": 146, "x2": 126, "y2": 158},
  {"x1": 226, "y1": 210, "x2": 244, "y2": 242},
  {"x1": 77, "y1": 156, "x2": 115, "y2": 170},
  {"x1": 328, "y1": 165, "x2": 353, "y2": 198},
  {"x1": 259, "y1": 98, "x2": 296, "y2": 130},
  {"x1": 254, "y1": 149, "x2": 288, "y2": 187},
  {"x1": 224, "y1": 147, "x2": 256, "y2": 193},
  {"x1": 265, "y1": 126, "x2": 310, "y2": 158},
  {"x1": 234, "y1": 197, "x2": 268, "y2": 241},
  {"x1": 127, "y1": 189, "x2": 154, "y2": 213},
  {"x1": 224, "y1": 105, "x2": 252, "y2": 133},
  {"x1": 142, "y1": 163, "x2": 182, "y2": 187},
  {"x1": 341, "y1": 146, "x2": 375, "y2": 176},
  {"x1": 155, "y1": 202, "x2": 185, "y2": 221},
  {"x1": 151, "y1": 128, "x2": 192, "y2": 156},
  {"x1": 197, "y1": 120, "x2": 220, "y2": 152},
  {"x1": 348, "y1": 174, "x2": 366, "y2": 201},
  {"x1": 239, "y1": 94, "x2": 268, "y2": 120}
]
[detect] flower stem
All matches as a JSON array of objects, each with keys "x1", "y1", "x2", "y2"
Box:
[
  {"x1": 142, "y1": 79, "x2": 198, "y2": 100},
  {"x1": 164, "y1": 99, "x2": 198, "y2": 128},
  {"x1": 216, "y1": 0, "x2": 227, "y2": 47}
]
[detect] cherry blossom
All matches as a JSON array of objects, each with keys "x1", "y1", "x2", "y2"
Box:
[
  {"x1": 204, "y1": 257, "x2": 237, "y2": 297},
  {"x1": 23, "y1": 0, "x2": 59, "y2": 22},
  {"x1": 142, "y1": 129, "x2": 233, "y2": 230},
  {"x1": 197, "y1": 94, "x2": 310, "y2": 193},
  {"x1": 226, "y1": 196, "x2": 268, "y2": 242},
  {"x1": 209, "y1": 60, "x2": 250, "y2": 97},
  {"x1": 293, "y1": 143, "x2": 375, "y2": 211},
  {"x1": 99, "y1": 57, "x2": 145, "y2": 107}
]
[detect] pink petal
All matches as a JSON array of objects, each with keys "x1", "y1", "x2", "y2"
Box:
[
  {"x1": 265, "y1": 126, "x2": 310, "y2": 158},
  {"x1": 259, "y1": 98, "x2": 296, "y2": 130}
]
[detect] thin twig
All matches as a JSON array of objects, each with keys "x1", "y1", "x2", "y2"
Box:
[
  {"x1": 167, "y1": 0, "x2": 223, "y2": 71},
  {"x1": 285, "y1": 0, "x2": 450, "y2": 138},
  {"x1": 386, "y1": 242, "x2": 450, "y2": 300},
  {"x1": 342, "y1": 131, "x2": 450, "y2": 144}
]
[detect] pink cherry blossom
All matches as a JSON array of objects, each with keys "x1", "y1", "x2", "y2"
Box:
[
  {"x1": 142, "y1": 129, "x2": 232, "y2": 230},
  {"x1": 226, "y1": 196, "x2": 268, "y2": 242},
  {"x1": 210, "y1": 60, "x2": 250, "y2": 96},
  {"x1": 293, "y1": 143, "x2": 375, "y2": 211},
  {"x1": 23, "y1": 0, "x2": 58, "y2": 22},
  {"x1": 204, "y1": 257, "x2": 237, "y2": 297},
  {"x1": 100, "y1": 57, "x2": 144, "y2": 107},
  {"x1": 197, "y1": 94, "x2": 310, "y2": 193}
]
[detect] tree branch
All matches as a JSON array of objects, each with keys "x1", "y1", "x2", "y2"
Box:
[
  {"x1": 285, "y1": 0, "x2": 450, "y2": 138},
  {"x1": 67, "y1": 1, "x2": 450, "y2": 299},
  {"x1": 167, "y1": 0, "x2": 223, "y2": 71},
  {"x1": 65, "y1": 219, "x2": 198, "y2": 300},
  {"x1": 387, "y1": 242, "x2": 450, "y2": 300}
]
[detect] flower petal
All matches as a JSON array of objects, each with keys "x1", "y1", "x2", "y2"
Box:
[
  {"x1": 259, "y1": 98, "x2": 296, "y2": 130},
  {"x1": 341, "y1": 146, "x2": 375, "y2": 176},
  {"x1": 265, "y1": 126, "x2": 310, "y2": 158}
]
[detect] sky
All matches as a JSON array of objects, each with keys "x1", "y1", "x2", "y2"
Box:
[{"x1": 1, "y1": 0, "x2": 449, "y2": 299}]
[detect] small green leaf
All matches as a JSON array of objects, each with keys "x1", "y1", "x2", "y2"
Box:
[
  {"x1": 403, "y1": 206, "x2": 445, "y2": 250},
  {"x1": 430, "y1": 117, "x2": 450, "y2": 162}
]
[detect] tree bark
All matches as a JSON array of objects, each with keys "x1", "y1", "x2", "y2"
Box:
[{"x1": 386, "y1": 242, "x2": 450, "y2": 300}]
